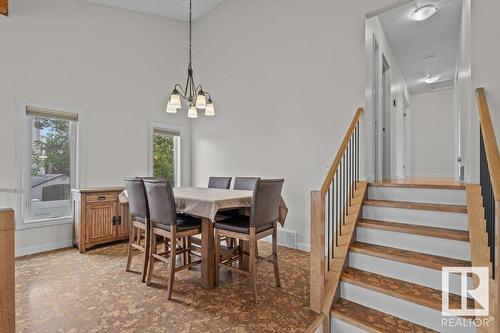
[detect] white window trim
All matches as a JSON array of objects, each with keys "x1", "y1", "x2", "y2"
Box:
[
  {"x1": 148, "y1": 121, "x2": 182, "y2": 187},
  {"x1": 15, "y1": 99, "x2": 86, "y2": 230}
]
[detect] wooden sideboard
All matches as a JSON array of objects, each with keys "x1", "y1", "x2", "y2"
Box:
[{"x1": 72, "y1": 188, "x2": 130, "y2": 253}]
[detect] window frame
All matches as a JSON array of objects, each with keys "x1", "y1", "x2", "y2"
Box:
[
  {"x1": 148, "y1": 122, "x2": 182, "y2": 187},
  {"x1": 16, "y1": 100, "x2": 85, "y2": 230}
]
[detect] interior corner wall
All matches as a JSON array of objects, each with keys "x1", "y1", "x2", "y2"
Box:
[
  {"x1": 410, "y1": 89, "x2": 456, "y2": 178},
  {"x1": 191, "y1": 0, "x2": 399, "y2": 250},
  {"x1": 364, "y1": 16, "x2": 410, "y2": 182},
  {"x1": 0, "y1": 0, "x2": 192, "y2": 256},
  {"x1": 471, "y1": 0, "x2": 500, "y2": 182}
]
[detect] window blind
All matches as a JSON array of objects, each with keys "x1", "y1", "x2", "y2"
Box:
[
  {"x1": 154, "y1": 127, "x2": 180, "y2": 137},
  {"x1": 26, "y1": 106, "x2": 78, "y2": 122}
]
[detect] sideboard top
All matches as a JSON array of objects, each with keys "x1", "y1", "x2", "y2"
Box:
[{"x1": 72, "y1": 187, "x2": 125, "y2": 193}]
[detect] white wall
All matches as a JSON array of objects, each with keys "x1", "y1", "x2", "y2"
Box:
[
  {"x1": 190, "y1": 0, "x2": 398, "y2": 250},
  {"x1": 472, "y1": 0, "x2": 500, "y2": 175},
  {"x1": 0, "y1": 0, "x2": 192, "y2": 256},
  {"x1": 410, "y1": 89, "x2": 456, "y2": 178},
  {"x1": 454, "y1": 0, "x2": 472, "y2": 182},
  {"x1": 365, "y1": 16, "x2": 410, "y2": 181},
  {"x1": 456, "y1": 0, "x2": 500, "y2": 183}
]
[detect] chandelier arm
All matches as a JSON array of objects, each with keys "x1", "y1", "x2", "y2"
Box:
[{"x1": 174, "y1": 83, "x2": 187, "y2": 99}]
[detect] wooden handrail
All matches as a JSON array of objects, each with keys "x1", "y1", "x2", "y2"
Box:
[
  {"x1": 476, "y1": 88, "x2": 500, "y2": 201},
  {"x1": 0, "y1": 209, "x2": 15, "y2": 333},
  {"x1": 475, "y1": 87, "x2": 499, "y2": 333},
  {"x1": 320, "y1": 108, "x2": 363, "y2": 196},
  {"x1": 310, "y1": 107, "x2": 365, "y2": 323}
]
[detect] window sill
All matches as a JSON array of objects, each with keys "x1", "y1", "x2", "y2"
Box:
[{"x1": 17, "y1": 216, "x2": 73, "y2": 231}]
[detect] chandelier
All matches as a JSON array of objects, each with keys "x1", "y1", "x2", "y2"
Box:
[{"x1": 166, "y1": 0, "x2": 215, "y2": 118}]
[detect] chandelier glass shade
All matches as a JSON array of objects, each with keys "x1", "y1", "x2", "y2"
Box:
[{"x1": 166, "y1": 0, "x2": 215, "y2": 117}]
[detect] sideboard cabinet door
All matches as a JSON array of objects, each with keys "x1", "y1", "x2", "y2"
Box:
[{"x1": 85, "y1": 201, "x2": 117, "y2": 244}]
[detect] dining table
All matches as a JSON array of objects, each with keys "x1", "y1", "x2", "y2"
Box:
[{"x1": 119, "y1": 187, "x2": 288, "y2": 289}]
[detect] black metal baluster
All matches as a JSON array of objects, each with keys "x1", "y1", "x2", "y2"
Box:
[
  {"x1": 357, "y1": 122, "x2": 360, "y2": 185},
  {"x1": 327, "y1": 186, "x2": 331, "y2": 270},
  {"x1": 336, "y1": 171, "x2": 340, "y2": 242}
]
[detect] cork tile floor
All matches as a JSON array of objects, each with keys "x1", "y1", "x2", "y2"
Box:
[{"x1": 15, "y1": 242, "x2": 315, "y2": 333}]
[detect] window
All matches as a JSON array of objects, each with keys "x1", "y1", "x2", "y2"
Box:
[
  {"x1": 23, "y1": 106, "x2": 78, "y2": 223},
  {"x1": 150, "y1": 124, "x2": 181, "y2": 187}
]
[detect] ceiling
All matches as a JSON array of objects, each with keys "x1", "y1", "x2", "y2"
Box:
[
  {"x1": 80, "y1": 0, "x2": 225, "y2": 20},
  {"x1": 378, "y1": 0, "x2": 462, "y2": 94}
]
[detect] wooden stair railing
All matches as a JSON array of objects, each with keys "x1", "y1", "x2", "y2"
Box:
[
  {"x1": 0, "y1": 209, "x2": 15, "y2": 333},
  {"x1": 309, "y1": 108, "x2": 366, "y2": 329},
  {"x1": 476, "y1": 87, "x2": 500, "y2": 330}
]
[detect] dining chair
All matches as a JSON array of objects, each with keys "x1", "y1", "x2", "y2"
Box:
[
  {"x1": 214, "y1": 179, "x2": 284, "y2": 303},
  {"x1": 233, "y1": 177, "x2": 260, "y2": 191},
  {"x1": 217, "y1": 177, "x2": 261, "y2": 250},
  {"x1": 143, "y1": 179, "x2": 202, "y2": 300},
  {"x1": 124, "y1": 177, "x2": 151, "y2": 283},
  {"x1": 208, "y1": 176, "x2": 232, "y2": 189}
]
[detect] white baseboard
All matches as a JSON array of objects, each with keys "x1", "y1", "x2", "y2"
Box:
[
  {"x1": 296, "y1": 242, "x2": 310, "y2": 252},
  {"x1": 15, "y1": 240, "x2": 74, "y2": 257},
  {"x1": 410, "y1": 173, "x2": 456, "y2": 178},
  {"x1": 260, "y1": 236, "x2": 310, "y2": 253}
]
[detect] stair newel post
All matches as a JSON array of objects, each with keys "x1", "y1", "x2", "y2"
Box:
[{"x1": 310, "y1": 190, "x2": 325, "y2": 313}]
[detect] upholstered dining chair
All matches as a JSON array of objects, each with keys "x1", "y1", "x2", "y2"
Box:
[
  {"x1": 143, "y1": 179, "x2": 202, "y2": 300},
  {"x1": 208, "y1": 176, "x2": 232, "y2": 189},
  {"x1": 217, "y1": 177, "x2": 261, "y2": 251},
  {"x1": 214, "y1": 179, "x2": 284, "y2": 303},
  {"x1": 233, "y1": 177, "x2": 261, "y2": 191},
  {"x1": 124, "y1": 177, "x2": 151, "y2": 283}
]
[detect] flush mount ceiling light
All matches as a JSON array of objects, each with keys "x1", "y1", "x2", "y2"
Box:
[
  {"x1": 424, "y1": 75, "x2": 440, "y2": 84},
  {"x1": 410, "y1": 4, "x2": 438, "y2": 21},
  {"x1": 166, "y1": 0, "x2": 215, "y2": 118},
  {"x1": 424, "y1": 55, "x2": 436, "y2": 62}
]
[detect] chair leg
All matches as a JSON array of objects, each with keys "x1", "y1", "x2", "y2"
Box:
[
  {"x1": 249, "y1": 227, "x2": 258, "y2": 303},
  {"x1": 141, "y1": 223, "x2": 150, "y2": 283},
  {"x1": 182, "y1": 237, "x2": 187, "y2": 266},
  {"x1": 272, "y1": 222, "x2": 281, "y2": 287},
  {"x1": 214, "y1": 229, "x2": 221, "y2": 286},
  {"x1": 167, "y1": 229, "x2": 177, "y2": 300},
  {"x1": 125, "y1": 225, "x2": 135, "y2": 272},
  {"x1": 146, "y1": 229, "x2": 156, "y2": 286},
  {"x1": 187, "y1": 237, "x2": 192, "y2": 265}
]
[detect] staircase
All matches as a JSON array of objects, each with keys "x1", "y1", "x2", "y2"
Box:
[{"x1": 330, "y1": 181, "x2": 475, "y2": 332}]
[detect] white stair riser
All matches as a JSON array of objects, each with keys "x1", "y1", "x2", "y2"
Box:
[
  {"x1": 331, "y1": 318, "x2": 366, "y2": 333},
  {"x1": 368, "y1": 187, "x2": 466, "y2": 205},
  {"x1": 362, "y1": 206, "x2": 468, "y2": 231},
  {"x1": 356, "y1": 227, "x2": 471, "y2": 261},
  {"x1": 348, "y1": 252, "x2": 472, "y2": 296},
  {"x1": 340, "y1": 282, "x2": 476, "y2": 333}
]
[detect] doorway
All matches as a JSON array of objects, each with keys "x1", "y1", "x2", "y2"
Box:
[
  {"x1": 373, "y1": 35, "x2": 391, "y2": 182},
  {"x1": 382, "y1": 57, "x2": 391, "y2": 180}
]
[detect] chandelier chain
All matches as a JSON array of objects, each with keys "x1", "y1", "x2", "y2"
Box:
[{"x1": 189, "y1": 0, "x2": 192, "y2": 67}]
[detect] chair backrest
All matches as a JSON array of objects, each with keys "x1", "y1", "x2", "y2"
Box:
[
  {"x1": 250, "y1": 179, "x2": 284, "y2": 228},
  {"x1": 208, "y1": 177, "x2": 232, "y2": 189},
  {"x1": 124, "y1": 178, "x2": 149, "y2": 222},
  {"x1": 234, "y1": 177, "x2": 261, "y2": 191},
  {"x1": 143, "y1": 179, "x2": 177, "y2": 226}
]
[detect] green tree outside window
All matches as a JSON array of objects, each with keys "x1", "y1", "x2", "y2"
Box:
[{"x1": 152, "y1": 134, "x2": 175, "y2": 185}]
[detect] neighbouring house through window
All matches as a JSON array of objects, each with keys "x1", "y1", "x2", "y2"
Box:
[
  {"x1": 151, "y1": 124, "x2": 181, "y2": 187},
  {"x1": 25, "y1": 106, "x2": 78, "y2": 222}
]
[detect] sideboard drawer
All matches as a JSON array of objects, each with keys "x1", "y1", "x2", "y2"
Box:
[{"x1": 86, "y1": 192, "x2": 118, "y2": 203}]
